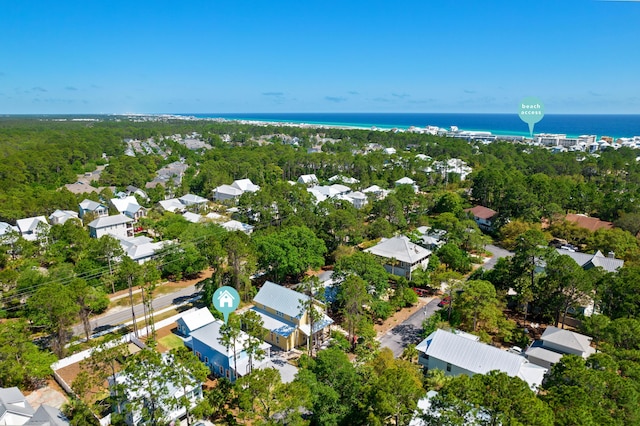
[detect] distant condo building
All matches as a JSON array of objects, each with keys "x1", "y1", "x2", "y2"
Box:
[{"x1": 535, "y1": 134, "x2": 596, "y2": 148}]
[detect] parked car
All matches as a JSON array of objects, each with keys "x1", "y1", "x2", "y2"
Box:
[{"x1": 437, "y1": 295, "x2": 451, "y2": 307}]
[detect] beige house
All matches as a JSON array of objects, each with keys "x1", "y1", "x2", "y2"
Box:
[{"x1": 251, "y1": 281, "x2": 333, "y2": 351}]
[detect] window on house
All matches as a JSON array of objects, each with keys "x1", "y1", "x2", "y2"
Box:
[
  {"x1": 195, "y1": 352, "x2": 201, "y2": 360},
  {"x1": 446, "y1": 363, "x2": 452, "y2": 372},
  {"x1": 204, "y1": 356, "x2": 208, "y2": 364},
  {"x1": 276, "y1": 335, "x2": 280, "y2": 344},
  {"x1": 219, "y1": 366, "x2": 224, "y2": 375}
]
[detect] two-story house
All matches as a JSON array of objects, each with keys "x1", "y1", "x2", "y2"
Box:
[
  {"x1": 190, "y1": 319, "x2": 271, "y2": 381},
  {"x1": 464, "y1": 205, "x2": 498, "y2": 232},
  {"x1": 78, "y1": 199, "x2": 109, "y2": 219},
  {"x1": 364, "y1": 235, "x2": 431, "y2": 280},
  {"x1": 251, "y1": 281, "x2": 334, "y2": 352},
  {"x1": 110, "y1": 196, "x2": 146, "y2": 220},
  {"x1": 88, "y1": 214, "x2": 134, "y2": 239}
]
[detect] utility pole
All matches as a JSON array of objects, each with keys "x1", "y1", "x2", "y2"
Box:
[{"x1": 128, "y1": 275, "x2": 138, "y2": 338}]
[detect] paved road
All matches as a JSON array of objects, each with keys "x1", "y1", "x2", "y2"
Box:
[
  {"x1": 379, "y1": 298, "x2": 441, "y2": 357},
  {"x1": 483, "y1": 244, "x2": 514, "y2": 270},
  {"x1": 73, "y1": 284, "x2": 200, "y2": 337}
]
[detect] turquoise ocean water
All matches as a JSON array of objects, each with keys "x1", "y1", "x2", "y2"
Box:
[{"x1": 188, "y1": 113, "x2": 640, "y2": 140}]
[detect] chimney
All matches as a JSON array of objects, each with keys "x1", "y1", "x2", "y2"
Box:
[{"x1": 608, "y1": 251, "x2": 615, "y2": 259}]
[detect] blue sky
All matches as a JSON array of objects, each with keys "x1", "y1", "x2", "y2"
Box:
[{"x1": 1, "y1": 0, "x2": 639, "y2": 114}]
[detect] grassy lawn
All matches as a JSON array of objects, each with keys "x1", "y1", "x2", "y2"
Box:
[{"x1": 157, "y1": 333, "x2": 184, "y2": 351}]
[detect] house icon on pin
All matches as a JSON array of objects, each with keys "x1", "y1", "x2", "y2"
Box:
[{"x1": 217, "y1": 289, "x2": 235, "y2": 308}]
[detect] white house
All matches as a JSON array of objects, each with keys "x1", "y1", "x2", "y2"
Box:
[
  {"x1": 297, "y1": 174, "x2": 319, "y2": 186},
  {"x1": 88, "y1": 214, "x2": 134, "y2": 239},
  {"x1": 158, "y1": 198, "x2": 186, "y2": 213},
  {"x1": 222, "y1": 220, "x2": 254, "y2": 234},
  {"x1": 362, "y1": 185, "x2": 389, "y2": 200},
  {"x1": 113, "y1": 234, "x2": 166, "y2": 264},
  {"x1": 110, "y1": 196, "x2": 146, "y2": 220},
  {"x1": 0, "y1": 222, "x2": 18, "y2": 237},
  {"x1": 178, "y1": 193, "x2": 209, "y2": 207},
  {"x1": 338, "y1": 191, "x2": 368, "y2": 209},
  {"x1": 0, "y1": 387, "x2": 68, "y2": 425},
  {"x1": 231, "y1": 178, "x2": 260, "y2": 193},
  {"x1": 78, "y1": 199, "x2": 108, "y2": 219},
  {"x1": 364, "y1": 235, "x2": 431, "y2": 280},
  {"x1": 212, "y1": 184, "x2": 244, "y2": 202},
  {"x1": 48, "y1": 209, "x2": 79, "y2": 226},
  {"x1": 110, "y1": 353, "x2": 203, "y2": 426},
  {"x1": 395, "y1": 177, "x2": 419, "y2": 192},
  {"x1": 16, "y1": 216, "x2": 49, "y2": 242},
  {"x1": 182, "y1": 212, "x2": 203, "y2": 223},
  {"x1": 416, "y1": 329, "x2": 547, "y2": 390}
]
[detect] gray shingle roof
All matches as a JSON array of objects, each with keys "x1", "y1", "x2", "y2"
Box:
[
  {"x1": 540, "y1": 326, "x2": 595, "y2": 356},
  {"x1": 25, "y1": 404, "x2": 68, "y2": 425},
  {"x1": 0, "y1": 387, "x2": 35, "y2": 419},
  {"x1": 365, "y1": 236, "x2": 431, "y2": 264}
]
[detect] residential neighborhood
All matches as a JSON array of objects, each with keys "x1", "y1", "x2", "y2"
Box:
[{"x1": 1, "y1": 118, "x2": 640, "y2": 425}]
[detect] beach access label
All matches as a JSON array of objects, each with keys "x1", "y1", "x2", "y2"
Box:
[
  {"x1": 519, "y1": 97, "x2": 545, "y2": 137},
  {"x1": 213, "y1": 286, "x2": 240, "y2": 324}
]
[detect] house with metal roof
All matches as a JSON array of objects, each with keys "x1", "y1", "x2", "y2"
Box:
[
  {"x1": 364, "y1": 235, "x2": 432, "y2": 280},
  {"x1": 190, "y1": 319, "x2": 271, "y2": 381},
  {"x1": 0, "y1": 387, "x2": 68, "y2": 425},
  {"x1": 251, "y1": 281, "x2": 334, "y2": 352},
  {"x1": 110, "y1": 196, "x2": 147, "y2": 220},
  {"x1": 555, "y1": 248, "x2": 624, "y2": 273},
  {"x1": 48, "y1": 209, "x2": 79, "y2": 226},
  {"x1": 178, "y1": 193, "x2": 209, "y2": 207},
  {"x1": 416, "y1": 329, "x2": 547, "y2": 390},
  {"x1": 113, "y1": 234, "x2": 166, "y2": 264},
  {"x1": 525, "y1": 326, "x2": 596, "y2": 369},
  {"x1": 16, "y1": 216, "x2": 50, "y2": 242},
  {"x1": 0, "y1": 222, "x2": 18, "y2": 238},
  {"x1": 176, "y1": 307, "x2": 215, "y2": 338},
  {"x1": 88, "y1": 214, "x2": 134, "y2": 239},
  {"x1": 231, "y1": 178, "x2": 260, "y2": 193},
  {"x1": 221, "y1": 220, "x2": 254, "y2": 234},
  {"x1": 212, "y1": 184, "x2": 244, "y2": 202},
  {"x1": 297, "y1": 174, "x2": 319, "y2": 186},
  {"x1": 158, "y1": 198, "x2": 186, "y2": 213},
  {"x1": 78, "y1": 199, "x2": 109, "y2": 219}
]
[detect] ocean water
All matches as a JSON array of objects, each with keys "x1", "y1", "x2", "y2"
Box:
[{"x1": 190, "y1": 113, "x2": 640, "y2": 139}]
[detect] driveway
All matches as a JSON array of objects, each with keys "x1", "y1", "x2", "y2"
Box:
[
  {"x1": 483, "y1": 244, "x2": 514, "y2": 270},
  {"x1": 378, "y1": 298, "x2": 441, "y2": 357}
]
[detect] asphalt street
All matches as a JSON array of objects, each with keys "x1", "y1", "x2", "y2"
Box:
[
  {"x1": 379, "y1": 298, "x2": 441, "y2": 357},
  {"x1": 72, "y1": 284, "x2": 199, "y2": 337}
]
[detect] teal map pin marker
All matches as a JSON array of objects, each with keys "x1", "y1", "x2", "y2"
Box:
[
  {"x1": 212, "y1": 286, "x2": 240, "y2": 324},
  {"x1": 519, "y1": 97, "x2": 545, "y2": 137}
]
